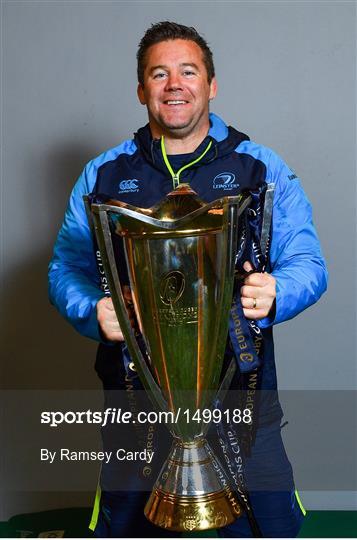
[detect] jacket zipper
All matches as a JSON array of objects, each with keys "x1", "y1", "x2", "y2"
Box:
[{"x1": 160, "y1": 136, "x2": 213, "y2": 190}]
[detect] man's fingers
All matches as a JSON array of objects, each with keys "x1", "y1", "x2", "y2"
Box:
[
  {"x1": 243, "y1": 261, "x2": 254, "y2": 272},
  {"x1": 244, "y1": 272, "x2": 269, "y2": 287},
  {"x1": 241, "y1": 296, "x2": 270, "y2": 310},
  {"x1": 243, "y1": 308, "x2": 267, "y2": 320},
  {"x1": 100, "y1": 305, "x2": 118, "y2": 322},
  {"x1": 241, "y1": 296, "x2": 261, "y2": 309},
  {"x1": 97, "y1": 295, "x2": 137, "y2": 342},
  {"x1": 241, "y1": 285, "x2": 265, "y2": 298},
  {"x1": 100, "y1": 296, "x2": 115, "y2": 310},
  {"x1": 123, "y1": 286, "x2": 133, "y2": 304},
  {"x1": 105, "y1": 327, "x2": 124, "y2": 336},
  {"x1": 240, "y1": 269, "x2": 276, "y2": 320},
  {"x1": 97, "y1": 296, "x2": 123, "y2": 342},
  {"x1": 103, "y1": 329, "x2": 125, "y2": 341},
  {"x1": 100, "y1": 321, "x2": 124, "y2": 341},
  {"x1": 103, "y1": 318, "x2": 122, "y2": 329}
]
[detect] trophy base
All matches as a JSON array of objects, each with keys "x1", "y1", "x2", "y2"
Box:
[
  {"x1": 145, "y1": 486, "x2": 242, "y2": 532},
  {"x1": 144, "y1": 438, "x2": 243, "y2": 532}
]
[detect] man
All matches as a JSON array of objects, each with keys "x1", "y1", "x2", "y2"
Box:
[{"x1": 48, "y1": 21, "x2": 327, "y2": 538}]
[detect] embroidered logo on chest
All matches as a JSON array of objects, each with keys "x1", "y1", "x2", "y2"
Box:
[
  {"x1": 213, "y1": 172, "x2": 239, "y2": 191},
  {"x1": 118, "y1": 179, "x2": 140, "y2": 194}
]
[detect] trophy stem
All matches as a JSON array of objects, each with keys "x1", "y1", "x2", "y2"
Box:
[{"x1": 144, "y1": 438, "x2": 242, "y2": 532}]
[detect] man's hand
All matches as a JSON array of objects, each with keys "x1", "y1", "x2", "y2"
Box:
[
  {"x1": 240, "y1": 261, "x2": 276, "y2": 320},
  {"x1": 97, "y1": 288, "x2": 134, "y2": 342}
]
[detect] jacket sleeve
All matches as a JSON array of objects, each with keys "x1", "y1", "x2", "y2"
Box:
[
  {"x1": 258, "y1": 151, "x2": 328, "y2": 328},
  {"x1": 48, "y1": 161, "x2": 105, "y2": 341}
]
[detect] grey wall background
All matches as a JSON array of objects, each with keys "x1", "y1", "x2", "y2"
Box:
[{"x1": 1, "y1": 0, "x2": 356, "y2": 520}]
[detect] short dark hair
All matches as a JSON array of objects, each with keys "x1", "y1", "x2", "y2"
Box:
[{"x1": 137, "y1": 21, "x2": 215, "y2": 85}]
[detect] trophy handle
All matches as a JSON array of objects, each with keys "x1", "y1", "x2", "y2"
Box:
[{"x1": 91, "y1": 207, "x2": 169, "y2": 415}]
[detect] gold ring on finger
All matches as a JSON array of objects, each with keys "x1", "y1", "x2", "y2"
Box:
[{"x1": 252, "y1": 298, "x2": 257, "y2": 309}]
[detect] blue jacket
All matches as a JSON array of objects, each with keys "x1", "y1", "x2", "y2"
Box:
[{"x1": 48, "y1": 113, "x2": 327, "y2": 394}]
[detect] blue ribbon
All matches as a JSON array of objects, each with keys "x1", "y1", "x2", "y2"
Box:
[{"x1": 229, "y1": 296, "x2": 262, "y2": 372}]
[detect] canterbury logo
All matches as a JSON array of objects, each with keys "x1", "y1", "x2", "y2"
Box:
[
  {"x1": 213, "y1": 172, "x2": 239, "y2": 190},
  {"x1": 118, "y1": 179, "x2": 139, "y2": 193}
]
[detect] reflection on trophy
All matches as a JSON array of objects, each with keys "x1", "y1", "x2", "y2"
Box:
[{"x1": 87, "y1": 184, "x2": 251, "y2": 532}]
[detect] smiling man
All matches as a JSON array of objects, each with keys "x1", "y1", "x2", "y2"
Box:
[
  {"x1": 137, "y1": 38, "x2": 217, "y2": 151},
  {"x1": 49, "y1": 21, "x2": 327, "y2": 538}
]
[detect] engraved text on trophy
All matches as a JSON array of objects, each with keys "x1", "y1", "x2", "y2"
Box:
[{"x1": 157, "y1": 270, "x2": 198, "y2": 326}]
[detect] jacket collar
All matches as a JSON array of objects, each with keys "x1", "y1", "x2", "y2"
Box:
[{"x1": 134, "y1": 113, "x2": 250, "y2": 174}]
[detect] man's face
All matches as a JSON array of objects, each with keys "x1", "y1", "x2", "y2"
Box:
[{"x1": 137, "y1": 39, "x2": 217, "y2": 139}]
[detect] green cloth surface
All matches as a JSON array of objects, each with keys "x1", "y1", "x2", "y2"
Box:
[
  {"x1": 298, "y1": 511, "x2": 357, "y2": 538},
  {"x1": 0, "y1": 508, "x2": 93, "y2": 538},
  {"x1": 0, "y1": 508, "x2": 356, "y2": 538}
]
